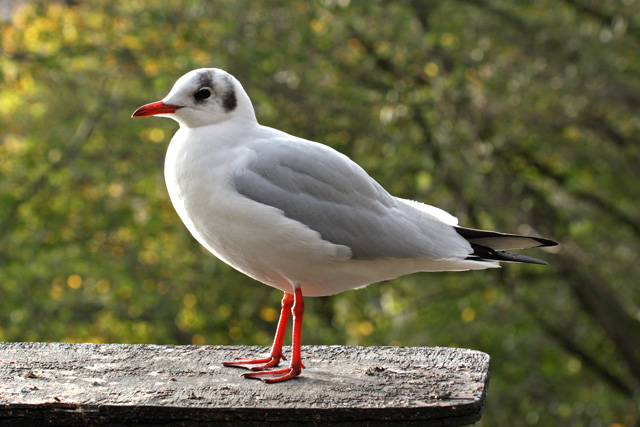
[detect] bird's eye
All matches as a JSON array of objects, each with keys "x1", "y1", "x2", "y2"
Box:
[{"x1": 195, "y1": 88, "x2": 211, "y2": 101}]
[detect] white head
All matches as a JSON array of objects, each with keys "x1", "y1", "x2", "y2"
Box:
[{"x1": 132, "y1": 68, "x2": 256, "y2": 128}]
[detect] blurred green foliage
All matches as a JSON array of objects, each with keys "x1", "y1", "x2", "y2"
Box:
[{"x1": 1, "y1": 0, "x2": 639, "y2": 425}]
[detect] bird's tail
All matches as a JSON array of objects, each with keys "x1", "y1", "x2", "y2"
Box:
[{"x1": 455, "y1": 227, "x2": 557, "y2": 265}]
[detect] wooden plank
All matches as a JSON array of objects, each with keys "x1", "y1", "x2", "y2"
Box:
[{"x1": 0, "y1": 343, "x2": 490, "y2": 426}]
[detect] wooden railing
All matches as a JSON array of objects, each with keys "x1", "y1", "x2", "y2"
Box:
[{"x1": 0, "y1": 343, "x2": 490, "y2": 426}]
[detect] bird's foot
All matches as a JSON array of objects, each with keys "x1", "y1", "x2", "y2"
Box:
[
  {"x1": 222, "y1": 352, "x2": 285, "y2": 371},
  {"x1": 242, "y1": 364, "x2": 303, "y2": 383}
]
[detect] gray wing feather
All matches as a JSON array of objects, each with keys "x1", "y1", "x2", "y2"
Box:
[{"x1": 233, "y1": 137, "x2": 469, "y2": 260}]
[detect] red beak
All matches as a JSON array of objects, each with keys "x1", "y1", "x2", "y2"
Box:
[{"x1": 131, "y1": 101, "x2": 182, "y2": 117}]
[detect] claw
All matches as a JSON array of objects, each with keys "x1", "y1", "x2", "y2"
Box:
[
  {"x1": 242, "y1": 365, "x2": 302, "y2": 383},
  {"x1": 222, "y1": 353, "x2": 284, "y2": 371}
]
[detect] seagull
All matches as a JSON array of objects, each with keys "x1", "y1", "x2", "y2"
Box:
[{"x1": 132, "y1": 68, "x2": 557, "y2": 383}]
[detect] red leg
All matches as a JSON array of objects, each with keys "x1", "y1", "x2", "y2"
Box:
[
  {"x1": 243, "y1": 287, "x2": 305, "y2": 383},
  {"x1": 222, "y1": 291, "x2": 293, "y2": 371}
]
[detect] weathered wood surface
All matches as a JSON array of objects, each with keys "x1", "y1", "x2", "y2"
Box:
[{"x1": 0, "y1": 343, "x2": 490, "y2": 426}]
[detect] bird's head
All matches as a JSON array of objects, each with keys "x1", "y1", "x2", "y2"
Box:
[{"x1": 132, "y1": 68, "x2": 256, "y2": 128}]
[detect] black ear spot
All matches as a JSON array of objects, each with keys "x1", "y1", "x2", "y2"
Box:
[
  {"x1": 222, "y1": 90, "x2": 237, "y2": 112},
  {"x1": 194, "y1": 88, "x2": 211, "y2": 101}
]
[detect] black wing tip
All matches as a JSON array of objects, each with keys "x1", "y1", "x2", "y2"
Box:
[
  {"x1": 467, "y1": 253, "x2": 548, "y2": 265},
  {"x1": 455, "y1": 226, "x2": 559, "y2": 248},
  {"x1": 502, "y1": 253, "x2": 549, "y2": 265},
  {"x1": 467, "y1": 243, "x2": 549, "y2": 265},
  {"x1": 529, "y1": 236, "x2": 558, "y2": 248}
]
